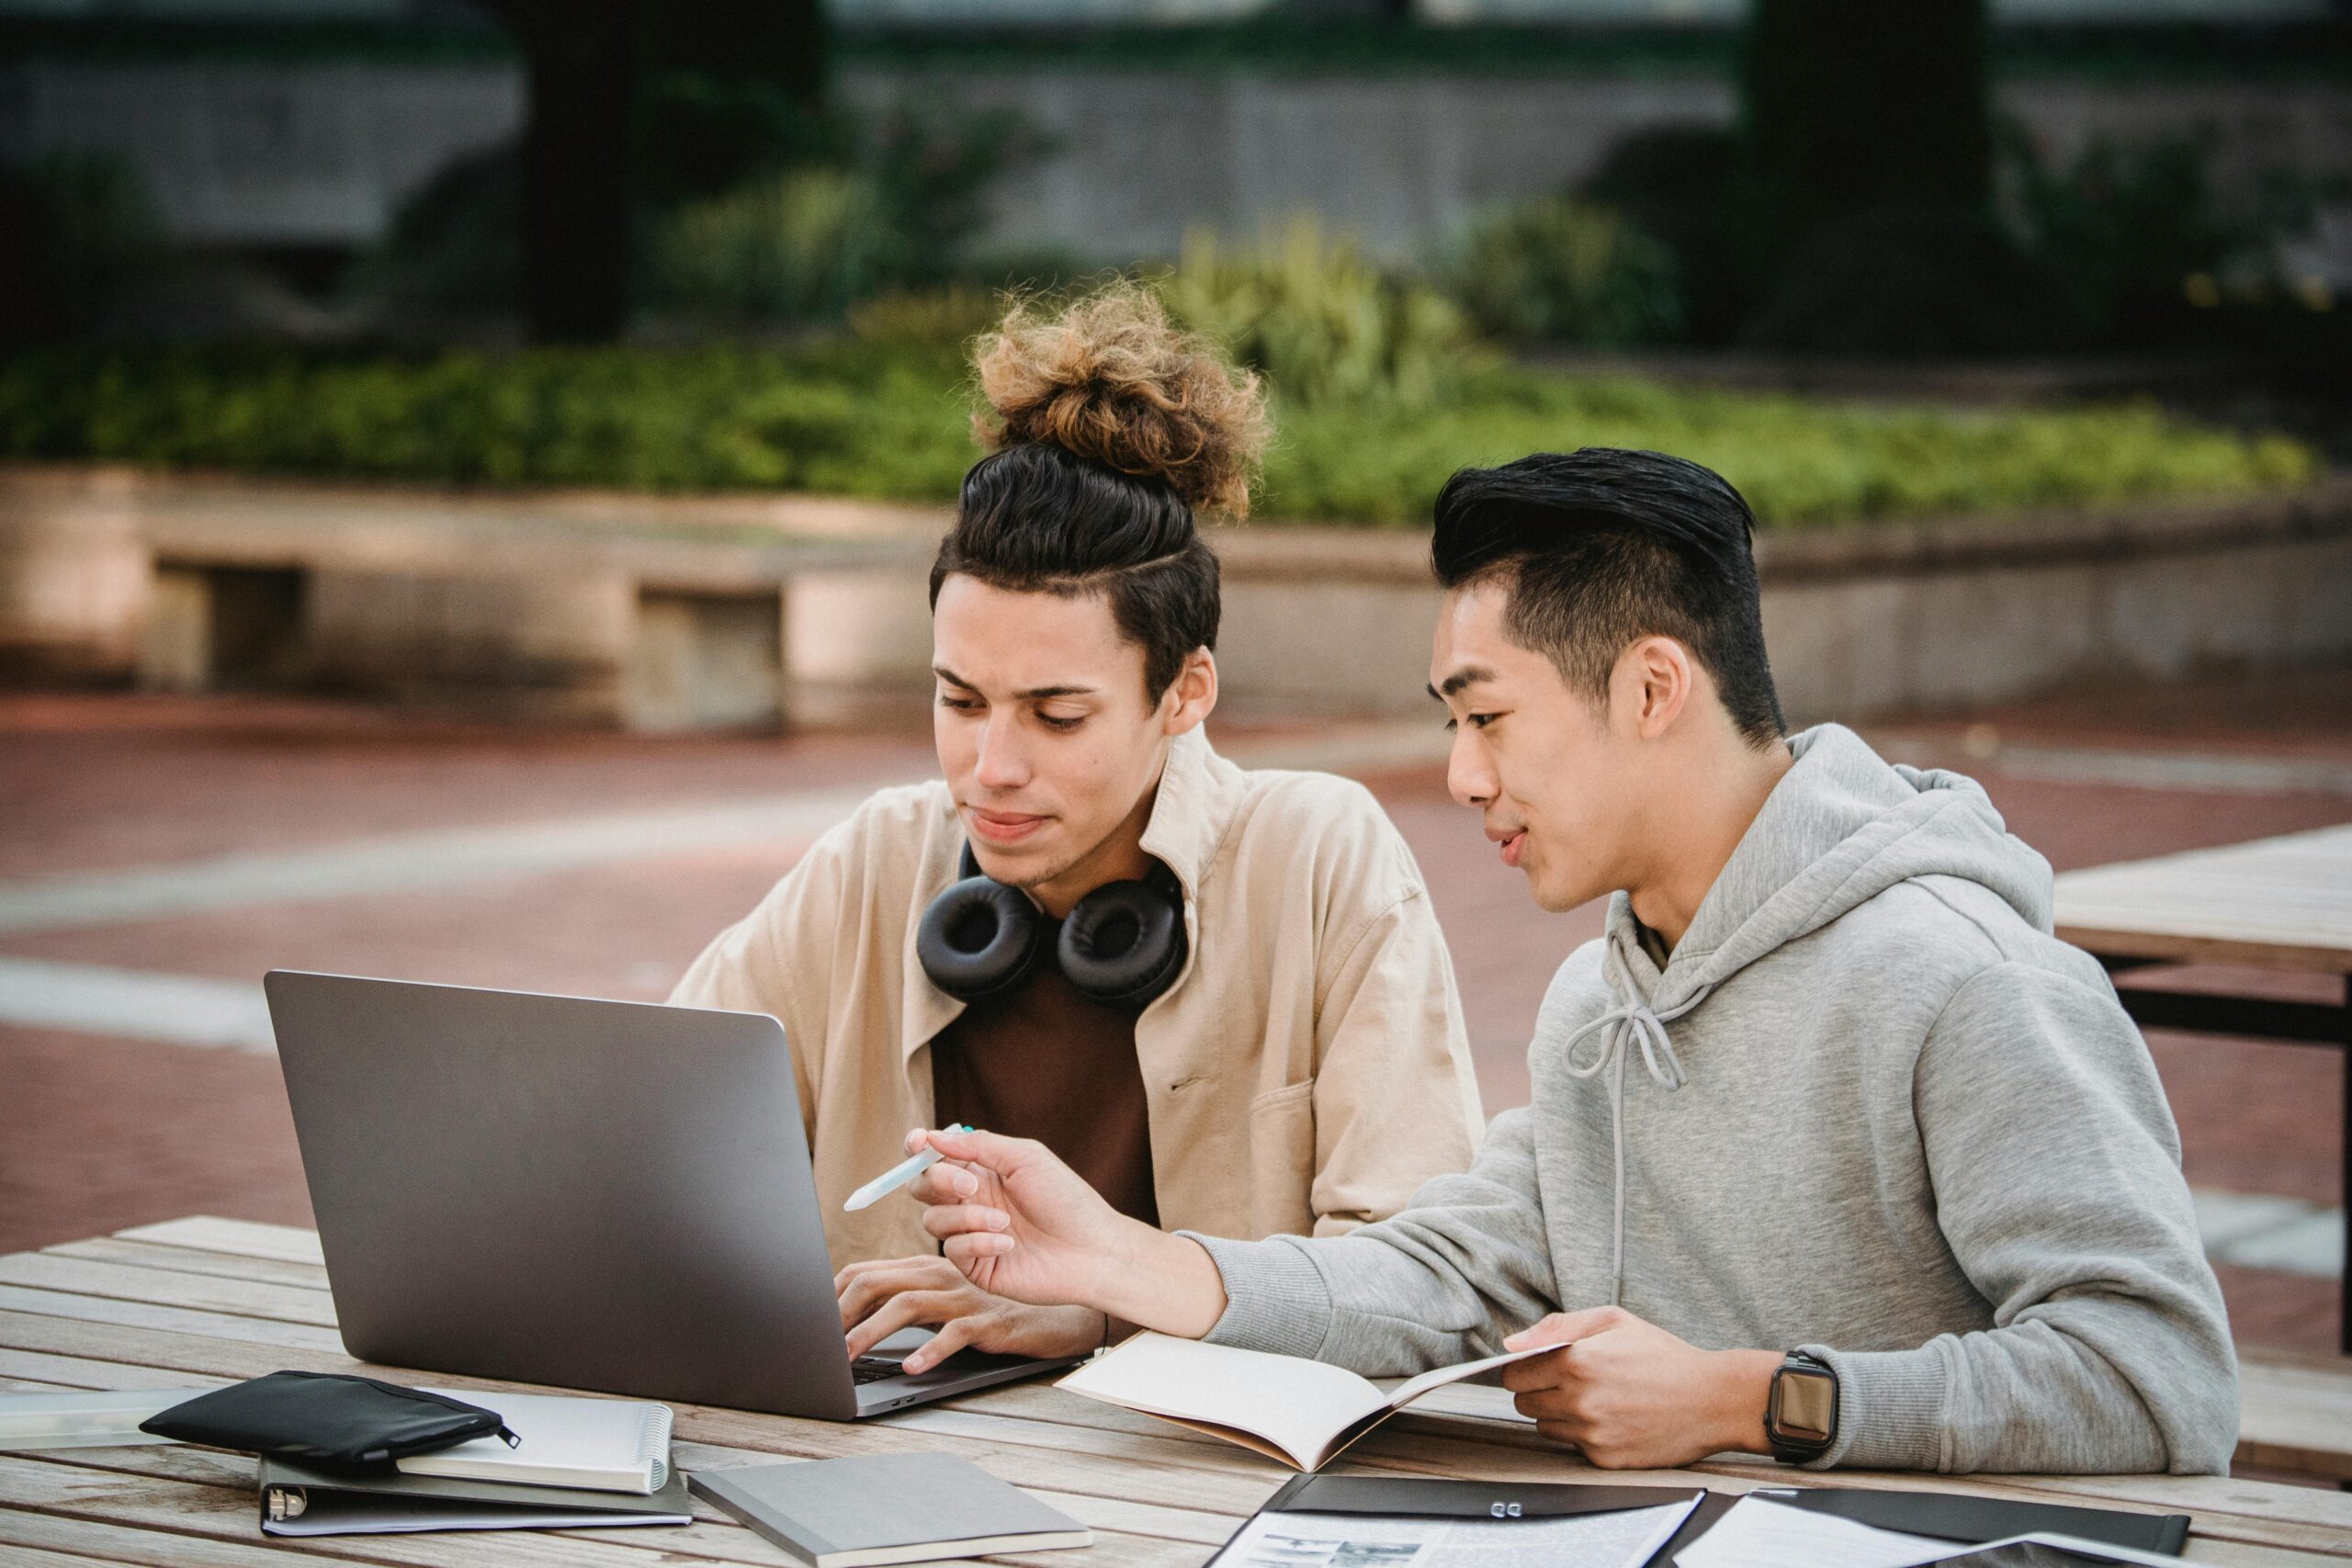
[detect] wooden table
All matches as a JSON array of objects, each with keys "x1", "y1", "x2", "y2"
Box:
[
  {"x1": 3, "y1": 1218, "x2": 2349, "y2": 1566},
  {"x1": 2054, "y1": 823, "x2": 2352, "y2": 1352}
]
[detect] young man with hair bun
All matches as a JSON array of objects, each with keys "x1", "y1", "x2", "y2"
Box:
[
  {"x1": 671, "y1": 286, "x2": 1485, "y2": 1373},
  {"x1": 907, "y1": 446, "x2": 2239, "y2": 1476}
]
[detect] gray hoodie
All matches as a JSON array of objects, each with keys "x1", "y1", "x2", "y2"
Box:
[{"x1": 1189, "y1": 724, "x2": 2237, "y2": 1474}]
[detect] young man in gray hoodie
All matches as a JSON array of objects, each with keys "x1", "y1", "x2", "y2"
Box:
[{"x1": 900, "y1": 447, "x2": 2239, "y2": 1476}]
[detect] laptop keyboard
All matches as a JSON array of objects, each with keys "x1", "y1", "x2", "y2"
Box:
[{"x1": 851, "y1": 1357, "x2": 905, "y2": 1384}]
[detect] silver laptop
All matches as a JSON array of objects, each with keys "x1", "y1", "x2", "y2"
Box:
[{"x1": 265, "y1": 970, "x2": 1084, "y2": 1418}]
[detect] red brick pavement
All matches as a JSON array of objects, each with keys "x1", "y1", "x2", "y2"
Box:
[
  {"x1": 3, "y1": 1026, "x2": 313, "y2": 1247},
  {"x1": 0, "y1": 692, "x2": 938, "y2": 879},
  {"x1": 2, "y1": 680, "x2": 2347, "y2": 1350}
]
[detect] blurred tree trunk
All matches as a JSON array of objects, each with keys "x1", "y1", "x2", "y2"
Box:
[
  {"x1": 484, "y1": 0, "x2": 825, "y2": 345},
  {"x1": 488, "y1": 0, "x2": 641, "y2": 344},
  {"x1": 1741, "y1": 0, "x2": 1991, "y2": 247}
]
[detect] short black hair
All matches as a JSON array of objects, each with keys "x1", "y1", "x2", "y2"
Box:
[
  {"x1": 1430, "y1": 447, "x2": 1784, "y2": 747},
  {"x1": 930, "y1": 441, "x2": 1219, "y2": 702}
]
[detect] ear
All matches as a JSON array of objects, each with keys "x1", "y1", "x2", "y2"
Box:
[
  {"x1": 1160, "y1": 648, "x2": 1218, "y2": 737},
  {"x1": 1615, "y1": 636, "x2": 1692, "y2": 741}
]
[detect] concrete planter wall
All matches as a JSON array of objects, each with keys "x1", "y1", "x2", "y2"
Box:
[
  {"x1": 0, "y1": 469, "x2": 151, "y2": 682},
  {"x1": 2, "y1": 465, "x2": 2346, "y2": 728},
  {"x1": 1201, "y1": 481, "x2": 2352, "y2": 721}
]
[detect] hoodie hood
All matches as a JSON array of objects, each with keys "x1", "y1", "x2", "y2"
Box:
[
  {"x1": 1616, "y1": 723, "x2": 2054, "y2": 1010},
  {"x1": 1564, "y1": 723, "x2": 2058, "y2": 1307}
]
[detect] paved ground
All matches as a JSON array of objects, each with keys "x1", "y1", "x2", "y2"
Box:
[{"x1": 2, "y1": 669, "x2": 2347, "y2": 1356}]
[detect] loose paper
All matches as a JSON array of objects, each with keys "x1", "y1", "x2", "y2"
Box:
[
  {"x1": 1675, "y1": 1497, "x2": 1951, "y2": 1568},
  {"x1": 1675, "y1": 1498, "x2": 2188, "y2": 1568}
]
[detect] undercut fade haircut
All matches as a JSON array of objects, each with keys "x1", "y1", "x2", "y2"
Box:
[
  {"x1": 931, "y1": 283, "x2": 1269, "y2": 701},
  {"x1": 1430, "y1": 447, "x2": 1786, "y2": 748}
]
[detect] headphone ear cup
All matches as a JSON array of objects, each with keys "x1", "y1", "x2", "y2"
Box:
[
  {"x1": 1059, "y1": 876, "x2": 1188, "y2": 1010},
  {"x1": 917, "y1": 876, "x2": 1047, "y2": 1001}
]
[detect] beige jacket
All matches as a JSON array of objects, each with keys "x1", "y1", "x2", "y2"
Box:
[{"x1": 671, "y1": 727, "x2": 1485, "y2": 1269}]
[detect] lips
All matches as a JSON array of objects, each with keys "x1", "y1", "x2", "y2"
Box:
[
  {"x1": 1486, "y1": 823, "x2": 1528, "y2": 868},
  {"x1": 967, "y1": 807, "x2": 1048, "y2": 846}
]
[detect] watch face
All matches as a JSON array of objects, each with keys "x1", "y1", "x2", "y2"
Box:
[{"x1": 1773, "y1": 1368, "x2": 1837, "y2": 1445}]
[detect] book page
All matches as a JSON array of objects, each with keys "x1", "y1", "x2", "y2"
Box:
[
  {"x1": 1057, "y1": 1335, "x2": 1390, "y2": 1469},
  {"x1": 1219, "y1": 1503, "x2": 1698, "y2": 1568},
  {"x1": 1385, "y1": 1345, "x2": 1551, "y2": 1412}
]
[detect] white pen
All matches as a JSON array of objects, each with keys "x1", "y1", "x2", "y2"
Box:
[{"x1": 842, "y1": 1124, "x2": 974, "y2": 1213}]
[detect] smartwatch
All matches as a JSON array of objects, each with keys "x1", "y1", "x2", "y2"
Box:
[{"x1": 1766, "y1": 1350, "x2": 1838, "y2": 1464}]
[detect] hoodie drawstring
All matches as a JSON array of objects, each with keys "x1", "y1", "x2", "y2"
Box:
[{"x1": 1562, "y1": 941, "x2": 1712, "y2": 1305}]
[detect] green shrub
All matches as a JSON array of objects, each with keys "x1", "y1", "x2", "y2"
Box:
[
  {"x1": 1443, "y1": 198, "x2": 1684, "y2": 348},
  {"x1": 0, "y1": 344, "x2": 2316, "y2": 527},
  {"x1": 640, "y1": 101, "x2": 1053, "y2": 328},
  {"x1": 860, "y1": 104, "x2": 1055, "y2": 288},
  {"x1": 648, "y1": 168, "x2": 899, "y2": 324},
  {"x1": 846, "y1": 283, "x2": 1005, "y2": 348},
  {"x1": 0, "y1": 343, "x2": 975, "y2": 497},
  {"x1": 1261, "y1": 367, "x2": 2318, "y2": 526},
  {"x1": 1743, "y1": 203, "x2": 2071, "y2": 357},
  {"x1": 2005, "y1": 130, "x2": 2317, "y2": 348},
  {"x1": 1578, "y1": 126, "x2": 1760, "y2": 347},
  {"x1": 1156, "y1": 221, "x2": 1473, "y2": 407}
]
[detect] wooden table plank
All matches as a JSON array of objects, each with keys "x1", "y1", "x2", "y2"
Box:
[
  {"x1": 2238, "y1": 1357, "x2": 2352, "y2": 1483},
  {"x1": 0, "y1": 1254, "x2": 338, "y2": 1328},
  {"x1": 0, "y1": 1286, "x2": 346, "y2": 1353},
  {"x1": 6, "y1": 1223, "x2": 2349, "y2": 1566},
  {"x1": 4, "y1": 1506, "x2": 409, "y2": 1568},
  {"x1": 2053, "y1": 823, "x2": 2352, "y2": 974},
  {"x1": 0, "y1": 1346, "x2": 220, "y2": 1393},
  {"x1": 112, "y1": 1219, "x2": 324, "y2": 1269},
  {"x1": 43, "y1": 1238, "x2": 331, "y2": 1294}
]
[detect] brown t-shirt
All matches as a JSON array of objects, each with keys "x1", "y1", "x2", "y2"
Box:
[{"x1": 929, "y1": 956, "x2": 1159, "y2": 1228}]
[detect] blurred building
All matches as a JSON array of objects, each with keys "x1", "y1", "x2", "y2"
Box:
[{"x1": 1, "y1": 0, "x2": 2345, "y2": 270}]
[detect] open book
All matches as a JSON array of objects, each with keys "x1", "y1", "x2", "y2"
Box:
[{"x1": 1056, "y1": 1332, "x2": 1548, "y2": 1471}]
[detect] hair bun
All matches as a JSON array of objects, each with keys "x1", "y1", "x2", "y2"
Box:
[{"x1": 973, "y1": 283, "x2": 1270, "y2": 519}]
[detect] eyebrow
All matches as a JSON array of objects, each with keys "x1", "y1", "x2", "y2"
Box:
[
  {"x1": 1429, "y1": 665, "x2": 1498, "y2": 700},
  {"x1": 933, "y1": 666, "x2": 1099, "y2": 702}
]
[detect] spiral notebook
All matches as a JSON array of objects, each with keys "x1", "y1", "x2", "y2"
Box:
[{"x1": 393, "y1": 1390, "x2": 672, "y2": 1495}]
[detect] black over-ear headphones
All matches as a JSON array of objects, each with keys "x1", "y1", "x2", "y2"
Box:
[{"x1": 916, "y1": 843, "x2": 1188, "y2": 1010}]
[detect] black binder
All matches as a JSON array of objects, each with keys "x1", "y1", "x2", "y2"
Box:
[
  {"x1": 1219, "y1": 1475, "x2": 2188, "y2": 1568},
  {"x1": 1255, "y1": 1474, "x2": 1707, "y2": 1521},
  {"x1": 1652, "y1": 1483, "x2": 2190, "y2": 1562},
  {"x1": 1209, "y1": 1475, "x2": 1710, "y2": 1568}
]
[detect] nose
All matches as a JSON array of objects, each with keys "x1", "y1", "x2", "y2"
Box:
[
  {"x1": 1447, "y1": 728, "x2": 1496, "y2": 810},
  {"x1": 973, "y1": 712, "x2": 1029, "y2": 792}
]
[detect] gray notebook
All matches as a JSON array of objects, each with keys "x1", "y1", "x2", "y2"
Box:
[{"x1": 688, "y1": 1454, "x2": 1091, "y2": 1568}]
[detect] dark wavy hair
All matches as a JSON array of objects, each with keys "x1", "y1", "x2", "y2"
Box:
[
  {"x1": 928, "y1": 284, "x2": 1268, "y2": 702},
  {"x1": 1430, "y1": 447, "x2": 1786, "y2": 748}
]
